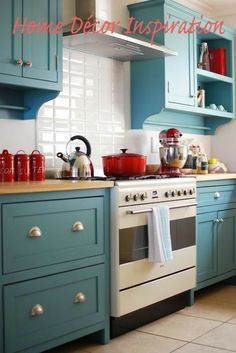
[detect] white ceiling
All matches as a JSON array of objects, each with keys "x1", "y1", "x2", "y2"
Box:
[{"x1": 199, "y1": 0, "x2": 236, "y2": 16}]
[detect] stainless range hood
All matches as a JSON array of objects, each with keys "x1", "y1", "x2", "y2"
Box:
[{"x1": 63, "y1": 0, "x2": 178, "y2": 61}]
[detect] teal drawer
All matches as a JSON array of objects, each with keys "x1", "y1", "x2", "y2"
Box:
[
  {"x1": 2, "y1": 197, "x2": 104, "y2": 274},
  {"x1": 4, "y1": 264, "x2": 105, "y2": 353},
  {"x1": 197, "y1": 185, "x2": 236, "y2": 208}
]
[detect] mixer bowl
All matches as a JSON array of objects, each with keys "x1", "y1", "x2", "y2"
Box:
[{"x1": 159, "y1": 145, "x2": 188, "y2": 168}]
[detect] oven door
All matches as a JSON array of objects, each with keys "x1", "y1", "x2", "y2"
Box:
[{"x1": 111, "y1": 200, "x2": 196, "y2": 317}]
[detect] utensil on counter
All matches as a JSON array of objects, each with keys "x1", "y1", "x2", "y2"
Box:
[
  {"x1": 102, "y1": 149, "x2": 147, "y2": 177},
  {"x1": 57, "y1": 135, "x2": 94, "y2": 178}
]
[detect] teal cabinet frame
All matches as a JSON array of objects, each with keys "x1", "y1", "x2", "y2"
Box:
[
  {"x1": 128, "y1": 0, "x2": 236, "y2": 135},
  {"x1": 0, "y1": 0, "x2": 62, "y2": 119},
  {"x1": 0, "y1": 188, "x2": 110, "y2": 353}
]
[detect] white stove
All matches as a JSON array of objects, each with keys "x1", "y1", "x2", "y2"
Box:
[{"x1": 110, "y1": 177, "x2": 197, "y2": 337}]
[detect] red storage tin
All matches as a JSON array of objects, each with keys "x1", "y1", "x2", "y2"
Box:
[
  {"x1": 0, "y1": 150, "x2": 14, "y2": 182},
  {"x1": 209, "y1": 48, "x2": 226, "y2": 76},
  {"x1": 30, "y1": 150, "x2": 45, "y2": 181},
  {"x1": 14, "y1": 151, "x2": 30, "y2": 182}
]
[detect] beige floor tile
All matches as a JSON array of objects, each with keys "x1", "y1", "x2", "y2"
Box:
[
  {"x1": 178, "y1": 300, "x2": 236, "y2": 322},
  {"x1": 174, "y1": 342, "x2": 233, "y2": 353},
  {"x1": 138, "y1": 313, "x2": 221, "y2": 341},
  {"x1": 194, "y1": 323, "x2": 236, "y2": 351},
  {"x1": 81, "y1": 331, "x2": 185, "y2": 353},
  {"x1": 227, "y1": 316, "x2": 236, "y2": 324}
]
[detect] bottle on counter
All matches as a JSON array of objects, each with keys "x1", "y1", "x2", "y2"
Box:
[
  {"x1": 200, "y1": 154, "x2": 208, "y2": 174},
  {"x1": 189, "y1": 144, "x2": 200, "y2": 174}
]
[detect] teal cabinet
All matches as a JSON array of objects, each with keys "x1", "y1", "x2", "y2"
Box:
[
  {"x1": 197, "y1": 212, "x2": 217, "y2": 283},
  {"x1": 0, "y1": 0, "x2": 22, "y2": 77},
  {"x1": 0, "y1": 188, "x2": 110, "y2": 353},
  {"x1": 165, "y1": 8, "x2": 195, "y2": 107},
  {"x1": 0, "y1": 0, "x2": 62, "y2": 119},
  {"x1": 128, "y1": 0, "x2": 235, "y2": 135},
  {"x1": 195, "y1": 180, "x2": 236, "y2": 295}
]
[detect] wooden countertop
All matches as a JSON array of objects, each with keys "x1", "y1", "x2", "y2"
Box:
[
  {"x1": 189, "y1": 173, "x2": 236, "y2": 181},
  {"x1": 0, "y1": 179, "x2": 114, "y2": 195}
]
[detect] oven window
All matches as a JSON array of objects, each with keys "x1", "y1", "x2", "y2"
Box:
[{"x1": 119, "y1": 217, "x2": 195, "y2": 264}]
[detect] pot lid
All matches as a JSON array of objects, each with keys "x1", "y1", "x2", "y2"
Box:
[{"x1": 102, "y1": 149, "x2": 146, "y2": 158}]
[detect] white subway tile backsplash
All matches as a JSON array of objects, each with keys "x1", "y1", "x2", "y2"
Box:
[{"x1": 37, "y1": 49, "x2": 126, "y2": 170}]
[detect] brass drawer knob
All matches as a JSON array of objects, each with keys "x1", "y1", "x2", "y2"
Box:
[
  {"x1": 72, "y1": 221, "x2": 84, "y2": 232},
  {"x1": 30, "y1": 304, "x2": 44, "y2": 316},
  {"x1": 214, "y1": 192, "x2": 220, "y2": 199},
  {"x1": 28, "y1": 226, "x2": 42, "y2": 238},
  {"x1": 24, "y1": 60, "x2": 32, "y2": 68},
  {"x1": 74, "y1": 292, "x2": 86, "y2": 303},
  {"x1": 16, "y1": 58, "x2": 23, "y2": 66}
]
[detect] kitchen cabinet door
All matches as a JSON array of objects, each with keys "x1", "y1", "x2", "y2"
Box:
[
  {"x1": 0, "y1": 0, "x2": 22, "y2": 77},
  {"x1": 22, "y1": 0, "x2": 59, "y2": 82},
  {"x1": 165, "y1": 9, "x2": 195, "y2": 107},
  {"x1": 197, "y1": 212, "x2": 218, "y2": 283},
  {"x1": 217, "y1": 209, "x2": 236, "y2": 275}
]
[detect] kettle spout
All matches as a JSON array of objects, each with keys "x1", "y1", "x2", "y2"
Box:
[{"x1": 57, "y1": 152, "x2": 69, "y2": 163}]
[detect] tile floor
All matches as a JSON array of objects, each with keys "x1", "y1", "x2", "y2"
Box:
[{"x1": 46, "y1": 283, "x2": 236, "y2": 353}]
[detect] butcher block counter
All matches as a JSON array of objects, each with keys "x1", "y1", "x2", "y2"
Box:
[
  {"x1": 191, "y1": 173, "x2": 236, "y2": 181},
  {"x1": 0, "y1": 179, "x2": 114, "y2": 194}
]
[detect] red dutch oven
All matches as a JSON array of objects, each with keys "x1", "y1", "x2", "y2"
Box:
[{"x1": 102, "y1": 149, "x2": 147, "y2": 177}]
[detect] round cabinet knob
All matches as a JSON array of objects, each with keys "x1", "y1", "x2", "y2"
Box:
[
  {"x1": 16, "y1": 58, "x2": 23, "y2": 66},
  {"x1": 72, "y1": 221, "x2": 84, "y2": 232},
  {"x1": 74, "y1": 292, "x2": 86, "y2": 304},
  {"x1": 219, "y1": 218, "x2": 224, "y2": 223},
  {"x1": 31, "y1": 304, "x2": 44, "y2": 317},
  {"x1": 24, "y1": 60, "x2": 32, "y2": 68},
  {"x1": 125, "y1": 195, "x2": 130, "y2": 202},
  {"x1": 214, "y1": 192, "x2": 220, "y2": 199},
  {"x1": 140, "y1": 194, "x2": 145, "y2": 201},
  {"x1": 214, "y1": 219, "x2": 220, "y2": 223},
  {"x1": 133, "y1": 194, "x2": 138, "y2": 201},
  {"x1": 28, "y1": 226, "x2": 42, "y2": 238}
]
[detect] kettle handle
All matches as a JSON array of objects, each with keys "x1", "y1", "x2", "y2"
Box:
[{"x1": 70, "y1": 135, "x2": 92, "y2": 157}]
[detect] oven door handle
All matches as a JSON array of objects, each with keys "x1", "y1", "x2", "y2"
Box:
[{"x1": 126, "y1": 202, "x2": 198, "y2": 215}]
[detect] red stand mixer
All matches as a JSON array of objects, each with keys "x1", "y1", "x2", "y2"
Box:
[{"x1": 157, "y1": 128, "x2": 188, "y2": 176}]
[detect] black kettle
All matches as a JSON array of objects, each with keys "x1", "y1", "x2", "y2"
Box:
[{"x1": 57, "y1": 135, "x2": 94, "y2": 178}]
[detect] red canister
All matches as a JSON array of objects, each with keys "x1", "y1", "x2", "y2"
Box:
[
  {"x1": 0, "y1": 150, "x2": 14, "y2": 182},
  {"x1": 30, "y1": 150, "x2": 45, "y2": 181},
  {"x1": 14, "y1": 151, "x2": 30, "y2": 182}
]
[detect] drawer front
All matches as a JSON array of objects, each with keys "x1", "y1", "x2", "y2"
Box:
[
  {"x1": 197, "y1": 185, "x2": 236, "y2": 208},
  {"x1": 4, "y1": 264, "x2": 105, "y2": 353},
  {"x1": 2, "y1": 197, "x2": 104, "y2": 273}
]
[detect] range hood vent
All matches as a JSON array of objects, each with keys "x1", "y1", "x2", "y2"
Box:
[{"x1": 63, "y1": 0, "x2": 177, "y2": 61}]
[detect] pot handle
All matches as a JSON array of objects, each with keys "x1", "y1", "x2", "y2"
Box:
[
  {"x1": 57, "y1": 152, "x2": 68, "y2": 163},
  {"x1": 120, "y1": 149, "x2": 128, "y2": 154},
  {"x1": 70, "y1": 135, "x2": 92, "y2": 157}
]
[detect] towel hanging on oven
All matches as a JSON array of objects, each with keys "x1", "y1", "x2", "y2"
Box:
[{"x1": 147, "y1": 206, "x2": 173, "y2": 263}]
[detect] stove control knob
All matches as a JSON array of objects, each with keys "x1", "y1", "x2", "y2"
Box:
[
  {"x1": 133, "y1": 194, "x2": 138, "y2": 201},
  {"x1": 189, "y1": 189, "x2": 194, "y2": 195},
  {"x1": 171, "y1": 191, "x2": 176, "y2": 197},
  {"x1": 177, "y1": 190, "x2": 182, "y2": 196},
  {"x1": 183, "y1": 190, "x2": 188, "y2": 196},
  {"x1": 125, "y1": 195, "x2": 131, "y2": 202},
  {"x1": 140, "y1": 194, "x2": 145, "y2": 201},
  {"x1": 165, "y1": 191, "x2": 170, "y2": 198}
]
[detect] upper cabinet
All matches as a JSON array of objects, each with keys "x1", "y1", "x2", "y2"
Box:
[
  {"x1": 0, "y1": 0, "x2": 62, "y2": 119},
  {"x1": 129, "y1": 0, "x2": 235, "y2": 135}
]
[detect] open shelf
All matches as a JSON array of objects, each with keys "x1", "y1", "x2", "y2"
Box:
[{"x1": 197, "y1": 68, "x2": 233, "y2": 84}]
